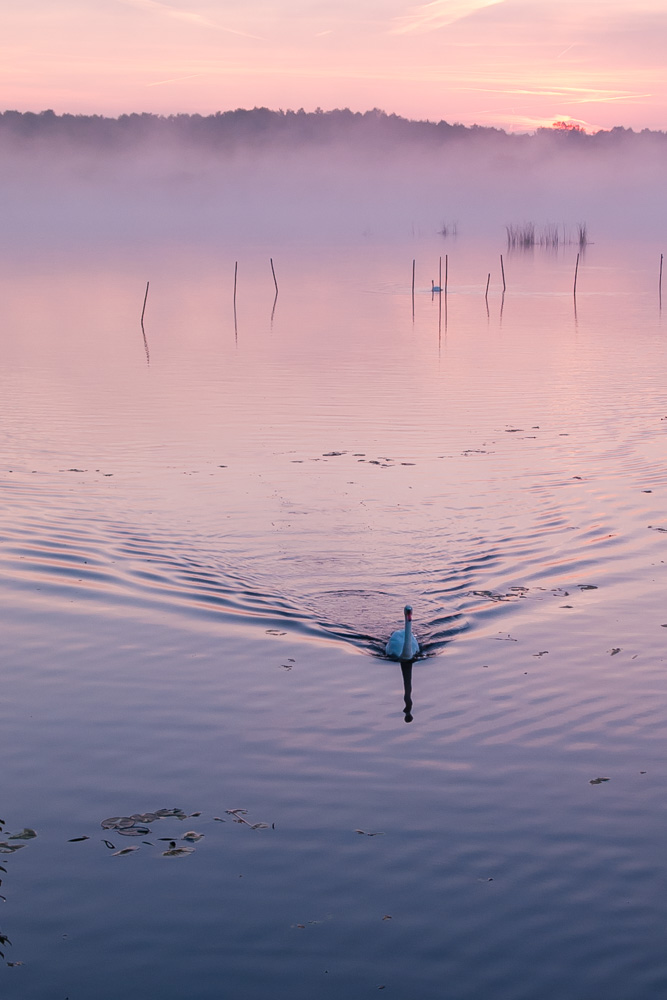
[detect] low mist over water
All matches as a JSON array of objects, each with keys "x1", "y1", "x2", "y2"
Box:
[{"x1": 2, "y1": 109, "x2": 667, "y2": 245}]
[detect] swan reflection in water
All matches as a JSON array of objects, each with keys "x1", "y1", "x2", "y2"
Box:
[
  {"x1": 400, "y1": 660, "x2": 414, "y2": 723},
  {"x1": 385, "y1": 605, "x2": 420, "y2": 723}
]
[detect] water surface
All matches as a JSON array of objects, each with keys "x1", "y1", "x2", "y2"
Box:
[{"x1": 1, "y1": 236, "x2": 666, "y2": 998}]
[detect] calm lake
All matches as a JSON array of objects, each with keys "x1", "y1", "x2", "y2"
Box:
[{"x1": 1, "y1": 234, "x2": 666, "y2": 999}]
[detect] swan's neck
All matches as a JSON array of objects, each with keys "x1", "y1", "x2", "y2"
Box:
[{"x1": 401, "y1": 614, "x2": 413, "y2": 659}]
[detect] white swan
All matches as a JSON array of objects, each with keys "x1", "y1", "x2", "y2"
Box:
[{"x1": 385, "y1": 605, "x2": 420, "y2": 660}]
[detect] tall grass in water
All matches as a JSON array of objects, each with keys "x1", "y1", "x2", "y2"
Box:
[
  {"x1": 505, "y1": 223, "x2": 535, "y2": 248},
  {"x1": 505, "y1": 222, "x2": 589, "y2": 249}
]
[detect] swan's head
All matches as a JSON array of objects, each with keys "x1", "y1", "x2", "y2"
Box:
[{"x1": 404, "y1": 605, "x2": 413, "y2": 620}]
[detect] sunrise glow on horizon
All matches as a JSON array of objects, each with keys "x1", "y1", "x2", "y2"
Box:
[{"x1": 2, "y1": 0, "x2": 667, "y2": 133}]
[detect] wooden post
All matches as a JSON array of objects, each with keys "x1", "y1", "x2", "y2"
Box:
[
  {"x1": 141, "y1": 281, "x2": 149, "y2": 326},
  {"x1": 660, "y1": 253, "x2": 663, "y2": 298}
]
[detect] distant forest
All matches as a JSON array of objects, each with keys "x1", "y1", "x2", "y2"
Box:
[{"x1": 1, "y1": 107, "x2": 666, "y2": 150}]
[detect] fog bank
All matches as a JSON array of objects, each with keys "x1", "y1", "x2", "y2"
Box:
[{"x1": 1, "y1": 109, "x2": 666, "y2": 249}]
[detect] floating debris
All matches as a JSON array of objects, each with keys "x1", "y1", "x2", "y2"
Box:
[
  {"x1": 609, "y1": 648, "x2": 621, "y2": 656},
  {"x1": 101, "y1": 817, "x2": 126, "y2": 830},
  {"x1": 589, "y1": 777, "x2": 610, "y2": 785},
  {"x1": 112, "y1": 847, "x2": 139, "y2": 856},
  {"x1": 354, "y1": 830, "x2": 384, "y2": 837},
  {"x1": 8, "y1": 829, "x2": 36, "y2": 841},
  {"x1": 0, "y1": 843, "x2": 25, "y2": 855},
  {"x1": 182, "y1": 831, "x2": 205, "y2": 842},
  {"x1": 161, "y1": 847, "x2": 194, "y2": 858},
  {"x1": 68, "y1": 836, "x2": 90, "y2": 843}
]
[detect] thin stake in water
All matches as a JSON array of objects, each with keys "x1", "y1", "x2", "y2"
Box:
[
  {"x1": 500, "y1": 254, "x2": 506, "y2": 292},
  {"x1": 411, "y1": 259, "x2": 415, "y2": 320},
  {"x1": 485, "y1": 272, "x2": 491, "y2": 299},
  {"x1": 573, "y1": 252, "x2": 580, "y2": 297},
  {"x1": 233, "y1": 261, "x2": 238, "y2": 340},
  {"x1": 444, "y1": 254, "x2": 448, "y2": 295},
  {"x1": 270, "y1": 258, "x2": 279, "y2": 295},
  {"x1": 659, "y1": 253, "x2": 663, "y2": 304},
  {"x1": 141, "y1": 281, "x2": 149, "y2": 326}
]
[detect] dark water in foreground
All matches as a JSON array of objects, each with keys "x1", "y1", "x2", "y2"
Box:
[{"x1": 1, "y1": 237, "x2": 667, "y2": 998}]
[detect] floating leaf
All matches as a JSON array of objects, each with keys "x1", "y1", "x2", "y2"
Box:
[
  {"x1": 251, "y1": 823, "x2": 270, "y2": 830},
  {"x1": 161, "y1": 847, "x2": 194, "y2": 858},
  {"x1": 182, "y1": 831, "x2": 204, "y2": 842},
  {"x1": 0, "y1": 843, "x2": 25, "y2": 854},
  {"x1": 189, "y1": 812, "x2": 202, "y2": 818},
  {"x1": 101, "y1": 817, "x2": 125, "y2": 830},
  {"x1": 131, "y1": 813, "x2": 160, "y2": 824},
  {"x1": 68, "y1": 836, "x2": 89, "y2": 842},
  {"x1": 102, "y1": 840, "x2": 115, "y2": 850},
  {"x1": 609, "y1": 648, "x2": 621, "y2": 656},
  {"x1": 155, "y1": 808, "x2": 187, "y2": 820},
  {"x1": 117, "y1": 827, "x2": 150, "y2": 837},
  {"x1": 8, "y1": 829, "x2": 36, "y2": 841},
  {"x1": 112, "y1": 847, "x2": 139, "y2": 856},
  {"x1": 578, "y1": 584, "x2": 598, "y2": 590},
  {"x1": 589, "y1": 777, "x2": 610, "y2": 785}
]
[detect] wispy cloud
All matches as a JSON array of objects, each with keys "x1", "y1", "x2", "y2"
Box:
[
  {"x1": 391, "y1": 0, "x2": 503, "y2": 35},
  {"x1": 115, "y1": 0, "x2": 264, "y2": 40}
]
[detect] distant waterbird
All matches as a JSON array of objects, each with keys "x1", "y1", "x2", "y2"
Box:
[{"x1": 385, "y1": 605, "x2": 420, "y2": 661}]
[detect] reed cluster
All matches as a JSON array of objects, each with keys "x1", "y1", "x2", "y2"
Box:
[{"x1": 505, "y1": 222, "x2": 589, "y2": 249}]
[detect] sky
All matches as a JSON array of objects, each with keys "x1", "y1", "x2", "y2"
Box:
[{"x1": 2, "y1": 0, "x2": 667, "y2": 132}]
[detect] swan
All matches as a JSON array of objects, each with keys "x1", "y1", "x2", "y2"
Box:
[{"x1": 385, "y1": 605, "x2": 420, "y2": 660}]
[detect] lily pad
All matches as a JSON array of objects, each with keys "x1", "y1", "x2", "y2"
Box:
[
  {"x1": 0, "y1": 843, "x2": 25, "y2": 854},
  {"x1": 101, "y1": 817, "x2": 125, "y2": 830},
  {"x1": 111, "y1": 847, "x2": 139, "y2": 856},
  {"x1": 155, "y1": 808, "x2": 187, "y2": 819},
  {"x1": 8, "y1": 829, "x2": 36, "y2": 841},
  {"x1": 181, "y1": 831, "x2": 204, "y2": 842},
  {"x1": 161, "y1": 847, "x2": 194, "y2": 858}
]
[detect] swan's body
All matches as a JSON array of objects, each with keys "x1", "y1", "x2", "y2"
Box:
[{"x1": 385, "y1": 605, "x2": 420, "y2": 660}]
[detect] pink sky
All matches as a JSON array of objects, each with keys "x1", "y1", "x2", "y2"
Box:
[{"x1": 3, "y1": 0, "x2": 667, "y2": 132}]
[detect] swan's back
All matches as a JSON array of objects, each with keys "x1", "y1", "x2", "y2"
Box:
[{"x1": 385, "y1": 628, "x2": 419, "y2": 659}]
